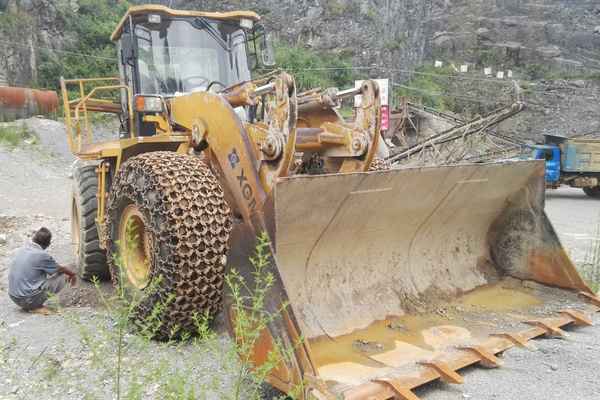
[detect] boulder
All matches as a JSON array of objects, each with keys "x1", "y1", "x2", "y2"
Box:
[
  {"x1": 537, "y1": 45, "x2": 561, "y2": 58},
  {"x1": 570, "y1": 80, "x2": 586, "y2": 89}
]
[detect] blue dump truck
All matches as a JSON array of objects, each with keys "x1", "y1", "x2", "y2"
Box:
[{"x1": 531, "y1": 134, "x2": 600, "y2": 198}]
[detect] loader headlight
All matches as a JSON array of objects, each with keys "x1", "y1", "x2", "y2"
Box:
[
  {"x1": 135, "y1": 95, "x2": 163, "y2": 113},
  {"x1": 148, "y1": 14, "x2": 161, "y2": 24},
  {"x1": 240, "y1": 18, "x2": 254, "y2": 30}
]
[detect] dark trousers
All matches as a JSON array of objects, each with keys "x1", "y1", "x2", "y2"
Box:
[{"x1": 9, "y1": 273, "x2": 66, "y2": 310}]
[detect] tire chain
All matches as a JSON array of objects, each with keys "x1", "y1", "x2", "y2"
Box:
[{"x1": 105, "y1": 151, "x2": 232, "y2": 338}]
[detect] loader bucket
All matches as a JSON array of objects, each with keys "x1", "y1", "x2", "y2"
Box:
[{"x1": 228, "y1": 159, "x2": 598, "y2": 399}]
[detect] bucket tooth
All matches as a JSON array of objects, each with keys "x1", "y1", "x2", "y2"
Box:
[
  {"x1": 372, "y1": 378, "x2": 421, "y2": 400},
  {"x1": 490, "y1": 332, "x2": 531, "y2": 348},
  {"x1": 524, "y1": 320, "x2": 568, "y2": 338},
  {"x1": 306, "y1": 388, "x2": 335, "y2": 400},
  {"x1": 418, "y1": 360, "x2": 464, "y2": 384},
  {"x1": 560, "y1": 309, "x2": 593, "y2": 326},
  {"x1": 458, "y1": 345, "x2": 503, "y2": 368},
  {"x1": 578, "y1": 291, "x2": 600, "y2": 309}
]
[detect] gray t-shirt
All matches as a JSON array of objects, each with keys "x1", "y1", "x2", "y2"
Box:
[{"x1": 8, "y1": 242, "x2": 59, "y2": 298}]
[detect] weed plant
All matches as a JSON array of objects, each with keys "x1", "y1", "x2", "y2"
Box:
[{"x1": 0, "y1": 124, "x2": 34, "y2": 147}]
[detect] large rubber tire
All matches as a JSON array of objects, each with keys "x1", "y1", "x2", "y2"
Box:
[
  {"x1": 72, "y1": 165, "x2": 109, "y2": 281},
  {"x1": 105, "y1": 152, "x2": 232, "y2": 339},
  {"x1": 583, "y1": 186, "x2": 600, "y2": 198}
]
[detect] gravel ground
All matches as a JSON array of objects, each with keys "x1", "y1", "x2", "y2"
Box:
[
  {"x1": 546, "y1": 188, "x2": 600, "y2": 266},
  {"x1": 0, "y1": 131, "x2": 242, "y2": 400},
  {"x1": 0, "y1": 119, "x2": 599, "y2": 399}
]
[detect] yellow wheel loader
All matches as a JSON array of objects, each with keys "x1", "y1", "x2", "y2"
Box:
[{"x1": 62, "y1": 5, "x2": 600, "y2": 399}]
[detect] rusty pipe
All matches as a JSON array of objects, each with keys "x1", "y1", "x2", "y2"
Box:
[{"x1": 0, "y1": 86, "x2": 59, "y2": 122}]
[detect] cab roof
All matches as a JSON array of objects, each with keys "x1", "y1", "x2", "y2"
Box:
[{"x1": 111, "y1": 5, "x2": 261, "y2": 41}]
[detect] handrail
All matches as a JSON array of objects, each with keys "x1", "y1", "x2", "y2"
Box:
[
  {"x1": 73, "y1": 84, "x2": 131, "y2": 152},
  {"x1": 73, "y1": 85, "x2": 128, "y2": 119},
  {"x1": 60, "y1": 76, "x2": 134, "y2": 154},
  {"x1": 62, "y1": 77, "x2": 120, "y2": 84}
]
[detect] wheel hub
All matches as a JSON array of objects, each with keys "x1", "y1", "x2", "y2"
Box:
[{"x1": 118, "y1": 204, "x2": 151, "y2": 289}]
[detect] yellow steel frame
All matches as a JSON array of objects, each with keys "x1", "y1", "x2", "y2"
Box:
[
  {"x1": 96, "y1": 162, "x2": 108, "y2": 228},
  {"x1": 60, "y1": 77, "x2": 135, "y2": 154},
  {"x1": 111, "y1": 5, "x2": 260, "y2": 41},
  {"x1": 61, "y1": 76, "x2": 192, "y2": 227}
]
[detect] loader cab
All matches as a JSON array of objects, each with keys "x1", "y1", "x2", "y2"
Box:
[{"x1": 112, "y1": 6, "x2": 273, "y2": 137}]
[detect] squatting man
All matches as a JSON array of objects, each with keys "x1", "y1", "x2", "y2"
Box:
[{"x1": 8, "y1": 227, "x2": 77, "y2": 314}]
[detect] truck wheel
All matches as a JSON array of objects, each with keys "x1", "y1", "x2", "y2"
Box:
[
  {"x1": 105, "y1": 152, "x2": 232, "y2": 339},
  {"x1": 583, "y1": 186, "x2": 600, "y2": 198},
  {"x1": 72, "y1": 165, "x2": 109, "y2": 281}
]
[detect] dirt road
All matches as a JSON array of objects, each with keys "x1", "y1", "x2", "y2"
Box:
[
  {"x1": 546, "y1": 188, "x2": 600, "y2": 266},
  {"x1": 1, "y1": 126, "x2": 599, "y2": 399}
]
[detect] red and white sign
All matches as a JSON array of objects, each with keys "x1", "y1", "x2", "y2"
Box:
[{"x1": 380, "y1": 105, "x2": 390, "y2": 131}]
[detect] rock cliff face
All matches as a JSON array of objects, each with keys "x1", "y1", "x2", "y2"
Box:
[
  {"x1": 504, "y1": 79, "x2": 600, "y2": 140},
  {"x1": 2, "y1": 0, "x2": 599, "y2": 86},
  {"x1": 0, "y1": 0, "x2": 597, "y2": 137},
  {"x1": 429, "y1": 0, "x2": 600, "y2": 72},
  {"x1": 179, "y1": 1, "x2": 600, "y2": 74},
  {"x1": 0, "y1": 0, "x2": 72, "y2": 86},
  {"x1": 174, "y1": 0, "x2": 434, "y2": 75}
]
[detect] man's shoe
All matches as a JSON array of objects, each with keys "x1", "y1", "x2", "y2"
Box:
[{"x1": 28, "y1": 306, "x2": 54, "y2": 315}]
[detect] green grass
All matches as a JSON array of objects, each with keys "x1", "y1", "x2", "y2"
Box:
[
  {"x1": 0, "y1": 125, "x2": 34, "y2": 147},
  {"x1": 326, "y1": 0, "x2": 349, "y2": 16},
  {"x1": 393, "y1": 64, "x2": 458, "y2": 111},
  {"x1": 338, "y1": 106, "x2": 354, "y2": 119},
  {"x1": 273, "y1": 42, "x2": 356, "y2": 91}
]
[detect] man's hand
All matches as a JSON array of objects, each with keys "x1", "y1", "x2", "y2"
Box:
[
  {"x1": 58, "y1": 265, "x2": 77, "y2": 287},
  {"x1": 66, "y1": 273, "x2": 77, "y2": 287}
]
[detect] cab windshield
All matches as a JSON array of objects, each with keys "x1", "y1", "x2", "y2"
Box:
[{"x1": 135, "y1": 18, "x2": 251, "y2": 96}]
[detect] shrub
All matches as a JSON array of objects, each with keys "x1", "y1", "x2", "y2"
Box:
[
  {"x1": 274, "y1": 43, "x2": 356, "y2": 91},
  {"x1": 37, "y1": 0, "x2": 130, "y2": 89}
]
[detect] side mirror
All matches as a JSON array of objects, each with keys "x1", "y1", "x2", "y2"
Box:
[
  {"x1": 248, "y1": 53, "x2": 259, "y2": 71},
  {"x1": 252, "y1": 24, "x2": 275, "y2": 68},
  {"x1": 120, "y1": 35, "x2": 136, "y2": 66}
]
